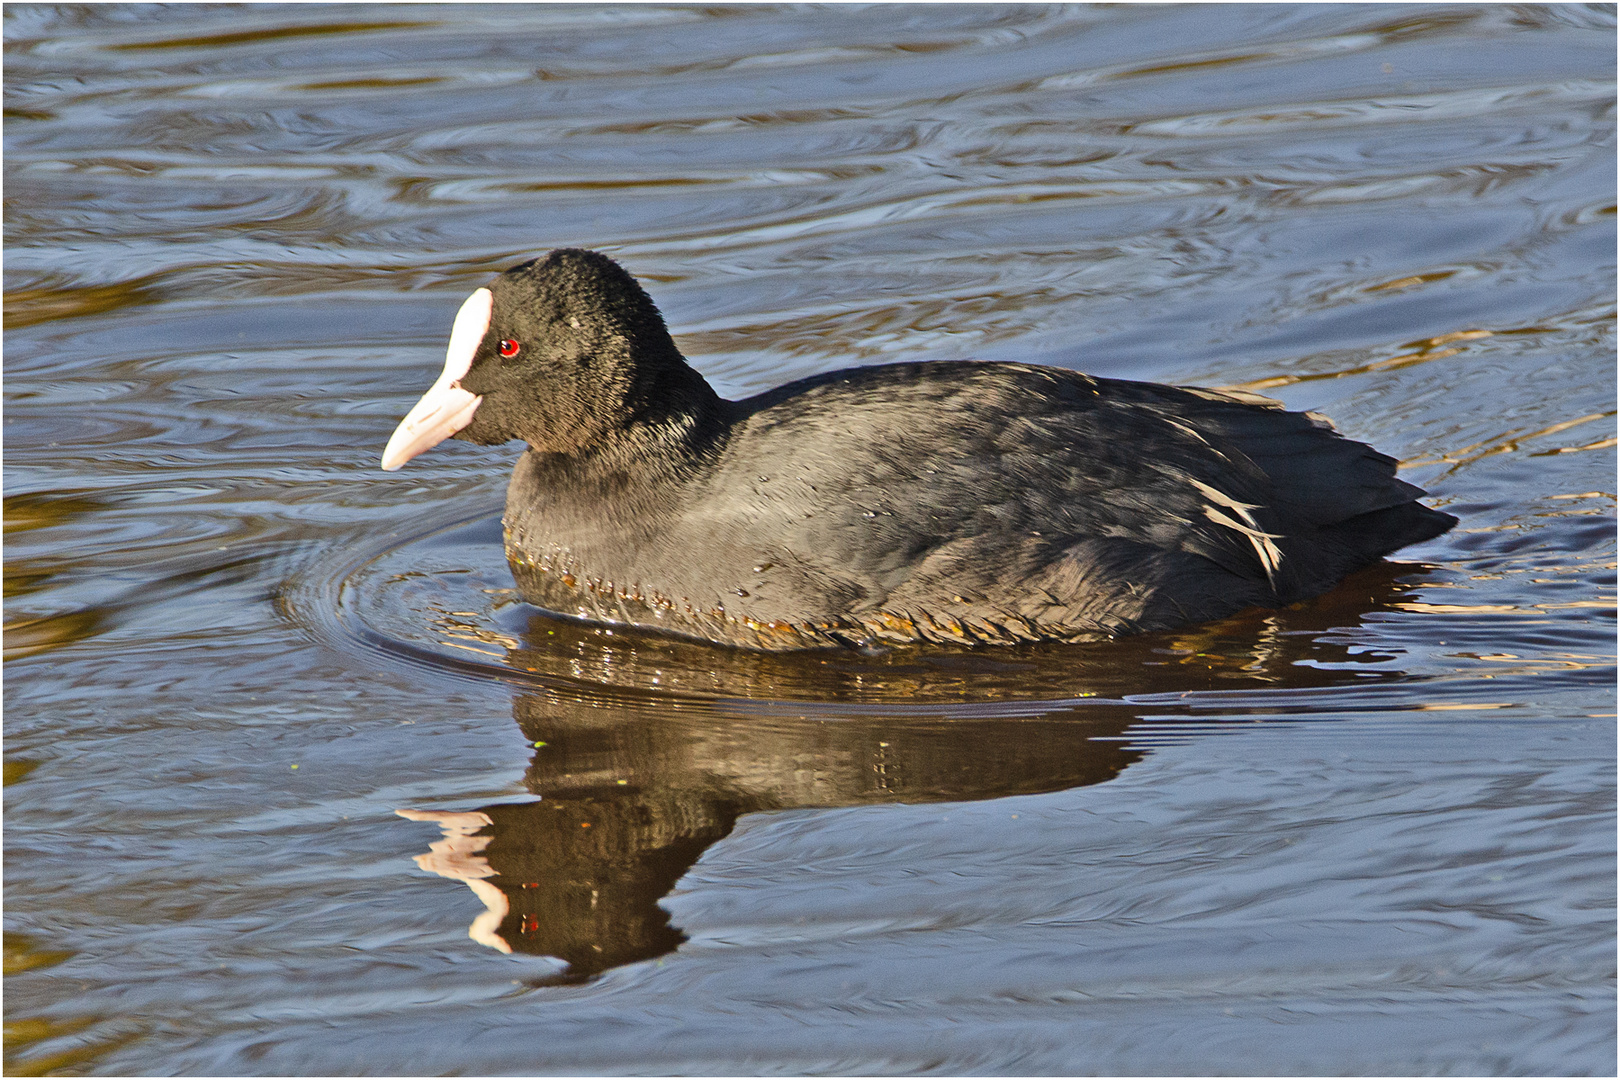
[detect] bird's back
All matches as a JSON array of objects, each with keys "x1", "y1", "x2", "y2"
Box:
[{"x1": 506, "y1": 360, "x2": 1454, "y2": 648}]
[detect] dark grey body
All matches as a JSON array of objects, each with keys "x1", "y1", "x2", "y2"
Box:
[{"x1": 501, "y1": 359, "x2": 1455, "y2": 649}]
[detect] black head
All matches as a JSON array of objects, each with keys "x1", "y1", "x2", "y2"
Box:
[{"x1": 382, "y1": 249, "x2": 712, "y2": 470}]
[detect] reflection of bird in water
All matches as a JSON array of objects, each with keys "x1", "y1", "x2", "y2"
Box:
[
  {"x1": 395, "y1": 809, "x2": 510, "y2": 952},
  {"x1": 402, "y1": 704, "x2": 1142, "y2": 982},
  {"x1": 399, "y1": 560, "x2": 1440, "y2": 982}
]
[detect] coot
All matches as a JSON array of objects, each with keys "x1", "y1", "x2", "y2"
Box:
[{"x1": 382, "y1": 249, "x2": 1455, "y2": 649}]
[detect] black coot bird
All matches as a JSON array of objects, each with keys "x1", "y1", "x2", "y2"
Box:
[{"x1": 383, "y1": 249, "x2": 1455, "y2": 650}]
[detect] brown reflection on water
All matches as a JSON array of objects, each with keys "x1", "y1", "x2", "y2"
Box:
[
  {"x1": 2, "y1": 490, "x2": 114, "y2": 535},
  {"x1": 1, "y1": 933, "x2": 135, "y2": 1077},
  {"x1": 2, "y1": 609, "x2": 113, "y2": 662},
  {"x1": 402, "y1": 560, "x2": 1438, "y2": 981},
  {"x1": 2, "y1": 275, "x2": 165, "y2": 329},
  {"x1": 3, "y1": 491, "x2": 119, "y2": 659},
  {"x1": 405, "y1": 700, "x2": 1143, "y2": 983}
]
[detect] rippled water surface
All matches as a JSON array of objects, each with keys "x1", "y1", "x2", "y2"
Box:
[{"x1": 5, "y1": 5, "x2": 1615, "y2": 1074}]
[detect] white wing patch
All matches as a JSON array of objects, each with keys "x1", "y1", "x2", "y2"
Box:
[{"x1": 1188, "y1": 477, "x2": 1285, "y2": 588}]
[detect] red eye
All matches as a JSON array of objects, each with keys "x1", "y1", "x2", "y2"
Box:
[{"x1": 498, "y1": 339, "x2": 521, "y2": 358}]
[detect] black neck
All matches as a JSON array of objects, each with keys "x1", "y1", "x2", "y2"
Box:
[{"x1": 536, "y1": 359, "x2": 729, "y2": 494}]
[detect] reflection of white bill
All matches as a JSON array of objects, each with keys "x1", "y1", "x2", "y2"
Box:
[{"x1": 396, "y1": 808, "x2": 510, "y2": 954}]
